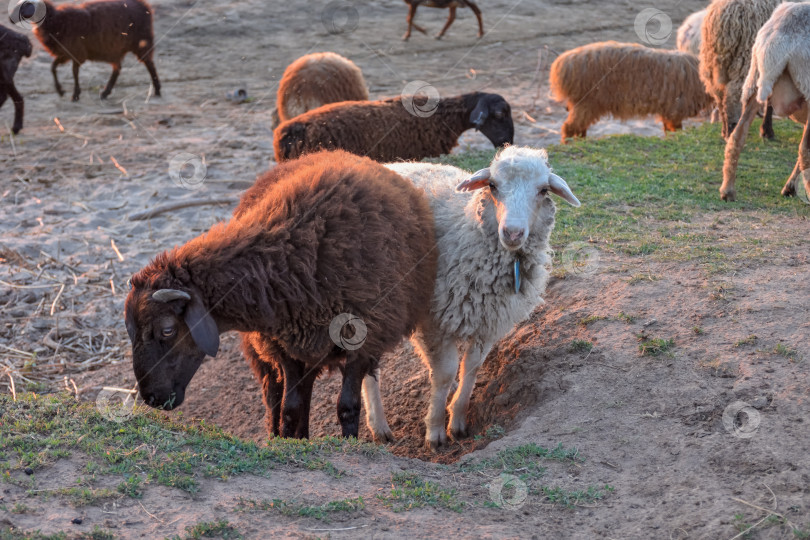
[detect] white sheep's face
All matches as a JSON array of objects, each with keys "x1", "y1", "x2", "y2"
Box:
[{"x1": 456, "y1": 149, "x2": 581, "y2": 251}]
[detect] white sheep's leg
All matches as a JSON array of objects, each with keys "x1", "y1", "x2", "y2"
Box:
[
  {"x1": 781, "y1": 159, "x2": 801, "y2": 197},
  {"x1": 449, "y1": 339, "x2": 494, "y2": 440},
  {"x1": 413, "y1": 330, "x2": 459, "y2": 451},
  {"x1": 361, "y1": 369, "x2": 395, "y2": 443}
]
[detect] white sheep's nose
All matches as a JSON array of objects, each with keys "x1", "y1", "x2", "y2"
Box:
[{"x1": 500, "y1": 226, "x2": 526, "y2": 249}]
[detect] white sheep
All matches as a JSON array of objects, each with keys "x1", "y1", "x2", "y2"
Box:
[
  {"x1": 677, "y1": 8, "x2": 706, "y2": 56},
  {"x1": 363, "y1": 146, "x2": 580, "y2": 449},
  {"x1": 720, "y1": 2, "x2": 810, "y2": 201}
]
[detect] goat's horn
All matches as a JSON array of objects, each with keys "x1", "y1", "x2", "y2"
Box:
[{"x1": 152, "y1": 289, "x2": 191, "y2": 303}]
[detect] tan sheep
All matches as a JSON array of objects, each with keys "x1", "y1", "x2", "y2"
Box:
[
  {"x1": 549, "y1": 41, "x2": 712, "y2": 143},
  {"x1": 272, "y1": 52, "x2": 368, "y2": 128}
]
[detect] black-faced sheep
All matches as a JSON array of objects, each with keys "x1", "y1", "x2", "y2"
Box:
[
  {"x1": 402, "y1": 0, "x2": 484, "y2": 41},
  {"x1": 677, "y1": 9, "x2": 706, "y2": 56},
  {"x1": 125, "y1": 150, "x2": 437, "y2": 440},
  {"x1": 0, "y1": 24, "x2": 32, "y2": 134},
  {"x1": 720, "y1": 2, "x2": 810, "y2": 202},
  {"x1": 549, "y1": 41, "x2": 713, "y2": 142},
  {"x1": 699, "y1": 0, "x2": 781, "y2": 140},
  {"x1": 272, "y1": 52, "x2": 368, "y2": 128},
  {"x1": 10, "y1": 0, "x2": 161, "y2": 101},
  {"x1": 366, "y1": 146, "x2": 580, "y2": 449},
  {"x1": 273, "y1": 92, "x2": 513, "y2": 163}
]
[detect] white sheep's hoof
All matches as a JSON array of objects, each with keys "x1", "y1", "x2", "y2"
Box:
[
  {"x1": 371, "y1": 426, "x2": 396, "y2": 444},
  {"x1": 449, "y1": 417, "x2": 468, "y2": 440},
  {"x1": 425, "y1": 428, "x2": 447, "y2": 452}
]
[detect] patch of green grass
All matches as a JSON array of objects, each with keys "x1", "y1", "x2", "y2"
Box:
[
  {"x1": 733, "y1": 513, "x2": 754, "y2": 538},
  {"x1": 436, "y1": 121, "x2": 809, "y2": 273},
  {"x1": 0, "y1": 527, "x2": 113, "y2": 540},
  {"x1": 637, "y1": 336, "x2": 675, "y2": 357},
  {"x1": 0, "y1": 393, "x2": 381, "y2": 500},
  {"x1": 774, "y1": 343, "x2": 800, "y2": 361},
  {"x1": 168, "y1": 519, "x2": 242, "y2": 540},
  {"x1": 10, "y1": 502, "x2": 30, "y2": 514},
  {"x1": 117, "y1": 475, "x2": 143, "y2": 498},
  {"x1": 236, "y1": 496, "x2": 365, "y2": 521},
  {"x1": 692, "y1": 326, "x2": 705, "y2": 335},
  {"x1": 627, "y1": 273, "x2": 660, "y2": 285},
  {"x1": 579, "y1": 315, "x2": 607, "y2": 326},
  {"x1": 735, "y1": 335, "x2": 758, "y2": 347},
  {"x1": 540, "y1": 484, "x2": 615, "y2": 508},
  {"x1": 465, "y1": 443, "x2": 581, "y2": 482},
  {"x1": 615, "y1": 312, "x2": 637, "y2": 324},
  {"x1": 570, "y1": 339, "x2": 594, "y2": 353},
  {"x1": 377, "y1": 472, "x2": 464, "y2": 513},
  {"x1": 31, "y1": 487, "x2": 119, "y2": 507}
]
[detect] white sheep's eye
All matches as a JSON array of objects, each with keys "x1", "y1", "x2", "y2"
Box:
[
  {"x1": 539, "y1": 187, "x2": 549, "y2": 196},
  {"x1": 489, "y1": 183, "x2": 498, "y2": 194},
  {"x1": 161, "y1": 327, "x2": 176, "y2": 338}
]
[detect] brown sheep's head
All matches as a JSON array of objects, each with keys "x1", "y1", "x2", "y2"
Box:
[
  {"x1": 124, "y1": 283, "x2": 219, "y2": 410},
  {"x1": 469, "y1": 93, "x2": 514, "y2": 149}
]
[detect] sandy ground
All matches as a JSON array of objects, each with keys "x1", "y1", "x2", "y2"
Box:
[{"x1": 4, "y1": 0, "x2": 810, "y2": 538}]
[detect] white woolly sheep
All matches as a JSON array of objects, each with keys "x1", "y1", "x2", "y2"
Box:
[
  {"x1": 364, "y1": 146, "x2": 581, "y2": 449},
  {"x1": 677, "y1": 9, "x2": 706, "y2": 56},
  {"x1": 700, "y1": 0, "x2": 781, "y2": 139},
  {"x1": 720, "y1": 2, "x2": 810, "y2": 202},
  {"x1": 272, "y1": 52, "x2": 368, "y2": 128}
]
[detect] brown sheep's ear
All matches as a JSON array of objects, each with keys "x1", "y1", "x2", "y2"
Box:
[
  {"x1": 549, "y1": 173, "x2": 581, "y2": 207},
  {"x1": 470, "y1": 99, "x2": 489, "y2": 129},
  {"x1": 184, "y1": 295, "x2": 220, "y2": 358},
  {"x1": 455, "y1": 168, "x2": 491, "y2": 192}
]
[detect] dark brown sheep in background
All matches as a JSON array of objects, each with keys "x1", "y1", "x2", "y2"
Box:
[
  {"x1": 550, "y1": 41, "x2": 713, "y2": 142},
  {"x1": 10, "y1": 0, "x2": 160, "y2": 101},
  {"x1": 272, "y1": 52, "x2": 368, "y2": 128},
  {"x1": 402, "y1": 0, "x2": 484, "y2": 41},
  {"x1": 0, "y1": 24, "x2": 32, "y2": 134},
  {"x1": 273, "y1": 92, "x2": 514, "y2": 162},
  {"x1": 125, "y1": 150, "x2": 437, "y2": 440}
]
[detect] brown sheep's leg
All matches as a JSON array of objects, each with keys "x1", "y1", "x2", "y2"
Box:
[
  {"x1": 294, "y1": 370, "x2": 319, "y2": 439},
  {"x1": 468, "y1": 1, "x2": 484, "y2": 37},
  {"x1": 71, "y1": 61, "x2": 81, "y2": 102},
  {"x1": 781, "y1": 159, "x2": 801, "y2": 197},
  {"x1": 100, "y1": 62, "x2": 121, "y2": 100},
  {"x1": 662, "y1": 118, "x2": 683, "y2": 133},
  {"x1": 279, "y1": 360, "x2": 305, "y2": 438},
  {"x1": 6, "y1": 82, "x2": 24, "y2": 135},
  {"x1": 242, "y1": 337, "x2": 284, "y2": 436},
  {"x1": 561, "y1": 107, "x2": 589, "y2": 144},
  {"x1": 143, "y1": 58, "x2": 161, "y2": 97},
  {"x1": 760, "y1": 101, "x2": 775, "y2": 140},
  {"x1": 436, "y1": 6, "x2": 456, "y2": 39},
  {"x1": 720, "y1": 94, "x2": 759, "y2": 202},
  {"x1": 51, "y1": 58, "x2": 67, "y2": 97},
  {"x1": 337, "y1": 356, "x2": 367, "y2": 438}
]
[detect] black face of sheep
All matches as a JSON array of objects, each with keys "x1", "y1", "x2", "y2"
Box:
[
  {"x1": 125, "y1": 287, "x2": 219, "y2": 410},
  {"x1": 470, "y1": 94, "x2": 514, "y2": 148}
]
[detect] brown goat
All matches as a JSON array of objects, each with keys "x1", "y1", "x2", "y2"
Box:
[
  {"x1": 11, "y1": 0, "x2": 160, "y2": 101},
  {"x1": 125, "y1": 150, "x2": 437, "y2": 440},
  {"x1": 273, "y1": 92, "x2": 514, "y2": 162},
  {"x1": 550, "y1": 41, "x2": 712, "y2": 142},
  {"x1": 402, "y1": 0, "x2": 484, "y2": 41}
]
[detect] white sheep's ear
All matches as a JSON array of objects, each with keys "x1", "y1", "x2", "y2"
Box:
[
  {"x1": 455, "y1": 168, "x2": 491, "y2": 192},
  {"x1": 548, "y1": 174, "x2": 581, "y2": 207}
]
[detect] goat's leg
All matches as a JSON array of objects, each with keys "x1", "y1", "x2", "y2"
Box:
[
  {"x1": 561, "y1": 107, "x2": 590, "y2": 143},
  {"x1": 100, "y1": 62, "x2": 121, "y2": 99},
  {"x1": 362, "y1": 367, "x2": 395, "y2": 442},
  {"x1": 720, "y1": 93, "x2": 760, "y2": 201},
  {"x1": 51, "y1": 58, "x2": 67, "y2": 97},
  {"x1": 142, "y1": 57, "x2": 161, "y2": 97},
  {"x1": 468, "y1": 1, "x2": 484, "y2": 37},
  {"x1": 435, "y1": 6, "x2": 456, "y2": 39},
  {"x1": 337, "y1": 356, "x2": 369, "y2": 438},
  {"x1": 449, "y1": 339, "x2": 494, "y2": 439},
  {"x1": 71, "y1": 61, "x2": 81, "y2": 102},
  {"x1": 412, "y1": 330, "x2": 458, "y2": 450},
  {"x1": 760, "y1": 101, "x2": 775, "y2": 140}
]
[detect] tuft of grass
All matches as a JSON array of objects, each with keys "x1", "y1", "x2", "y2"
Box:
[
  {"x1": 774, "y1": 343, "x2": 800, "y2": 361},
  {"x1": 169, "y1": 519, "x2": 243, "y2": 540},
  {"x1": 236, "y1": 496, "x2": 365, "y2": 521},
  {"x1": 692, "y1": 326, "x2": 705, "y2": 335},
  {"x1": 735, "y1": 335, "x2": 758, "y2": 347},
  {"x1": 570, "y1": 339, "x2": 594, "y2": 353},
  {"x1": 540, "y1": 484, "x2": 615, "y2": 508},
  {"x1": 377, "y1": 472, "x2": 464, "y2": 513},
  {"x1": 637, "y1": 336, "x2": 675, "y2": 357},
  {"x1": 615, "y1": 312, "x2": 637, "y2": 324},
  {"x1": 579, "y1": 315, "x2": 607, "y2": 326},
  {"x1": 465, "y1": 443, "x2": 581, "y2": 482},
  {"x1": 117, "y1": 475, "x2": 144, "y2": 499},
  {"x1": 627, "y1": 273, "x2": 660, "y2": 285}
]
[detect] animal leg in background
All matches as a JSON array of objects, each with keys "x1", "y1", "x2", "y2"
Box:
[
  {"x1": 362, "y1": 367, "x2": 395, "y2": 442},
  {"x1": 413, "y1": 329, "x2": 459, "y2": 450},
  {"x1": 448, "y1": 339, "x2": 494, "y2": 439}
]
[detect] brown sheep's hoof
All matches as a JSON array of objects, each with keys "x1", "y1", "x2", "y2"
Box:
[
  {"x1": 434, "y1": 33, "x2": 444, "y2": 40},
  {"x1": 402, "y1": 34, "x2": 411, "y2": 41},
  {"x1": 761, "y1": 130, "x2": 775, "y2": 141},
  {"x1": 71, "y1": 94, "x2": 80, "y2": 102},
  {"x1": 720, "y1": 190, "x2": 736, "y2": 202},
  {"x1": 450, "y1": 427, "x2": 468, "y2": 440}
]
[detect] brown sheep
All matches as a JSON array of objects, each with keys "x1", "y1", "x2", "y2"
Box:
[
  {"x1": 273, "y1": 52, "x2": 368, "y2": 128},
  {"x1": 0, "y1": 24, "x2": 32, "y2": 134},
  {"x1": 699, "y1": 0, "x2": 781, "y2": 139},
  {"x1": 125, "y1": 150, "x2": 437, "y2": 440},
  {"x1": 273, "y1": 92, "x2": 514, "y2": 162},
  {"x1": 550, "y1": 41, "x2": 713, "y2": 143},
  {"x1": 402, "y1": 0, "x2": 484, "y2": 41},
  {"x1": 11, "y1": 0, "x2": 160, "y2": 101}
]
